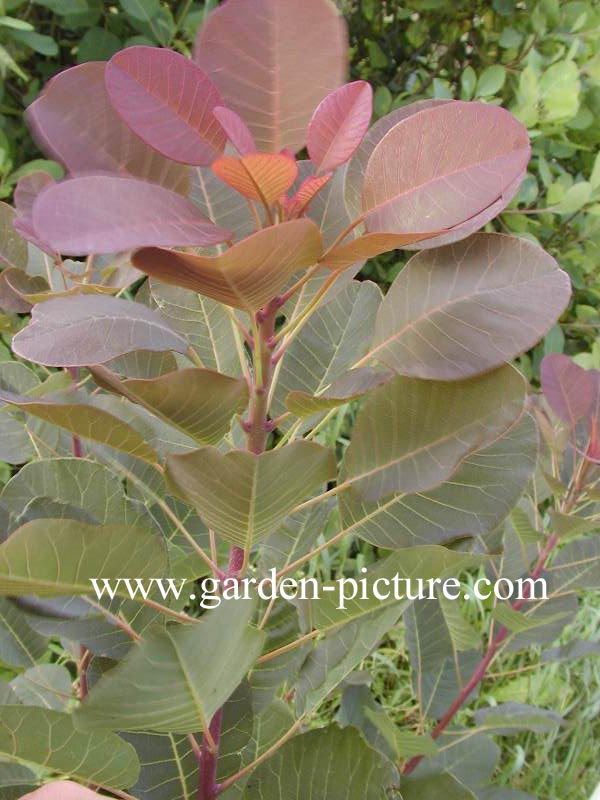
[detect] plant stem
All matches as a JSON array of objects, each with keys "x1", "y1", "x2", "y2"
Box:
[
  {"x1": 401, "y1": 531, "x2": 560, "y2": 777},
  {"x1": 198, "y1": 303, "x2": 278, "y2": 800}
]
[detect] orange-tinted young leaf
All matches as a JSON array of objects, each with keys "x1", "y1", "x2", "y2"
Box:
[
  {"x1": 285, "y1": 173, "x2": 333, "y2": 219},
  {"x1": 133, "y1": 218, "x2": 323, "y2": 311},
  {"x1": 307, "y1": 81, "x2": 373, "y2": 174},
  {"x1": 319, "y1": 231, "x2": 442, "y2": 270},
  {"x1": 212, "y1": 153, "x2": 298, "y2": 207},
  {"x1": 194, "y1": 0, "x2": 348, "y2": 154}
]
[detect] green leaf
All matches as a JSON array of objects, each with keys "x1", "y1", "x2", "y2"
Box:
[
  {"x1": 0, "y1": 202, "x2": 27, "y2": 270},
  {"x1": 122, "y1": 732, "x2": 197, "y2": 800},
  {"x1": 554, "y1": 181, "x2": 592, "y2": 214},
  {"x1": 242, "y1": 726, "x2": 395, "y2": 799},
  {"x1": 474, "y1": 702, "x2": 562, "y2": 734},
  {"x1": 340, "y1": 411, "x2": 538, "y2": 548},
  {"x1": 8, "y1": 29, "x2": 59, "y2": 56},
  {"x1": 91, "y1": 365, "x2": 248, "y2": 445},
  {"x1": 150, "y1": 281, "x2": 243, "y2": 377},
  {"x1": 0, "y1": 519, "x2": 166, "y2": 597},
  {"x1": 166, "y1": 441, "x2": 336, "y2": 549},
  {"x1": 285, "y1": 367, "x2": 392, "y2": 418},
  {"x1": 476, "y1": 65, "x2": 507, "y2": 96},
  {"x1": 400, "y1": 772, "x2": 477, "y2": 799},
  {"x1": 365, "y1": 233, "x2": 570, "y2": 380},
  {"x1": 0, "y1": 597, "x2": 47, "y2": 668},
  {"x1": 75, "y1": 599, "x2": 265, "y2": 733},
  {"x1": 120, "y1": 0, "x2": 160, "y2": 21},
  {"x1": 10, "y1": 664, "x2": 72, "y2": 710},
  {"x1": 0, "y1": 388, "x2": 159, "y2": 464},
  {"x1": 491, "y1": 603, "x2": 572, "y2": 633},
  {"x1": 76, "y1": 26, "x2": 121, "y2": 63},
  {"x1": 272, "y1": 280, "x2": 382, "y2": 424},
  {"x1": 540, "y1": 60, "x2": 580, "y2": 121},
  {"x1": 547, "y1": 510, "x2": 598, "y2": 539},
  {"x1": 340, "y1": 365, "x2": 526, "y2": 502},
  {"x1": 0, "y1": 706, "x2": 140, "y2": 788},
  {"x1": 363, "y1": 707, "x2": 438, "y2": 757}
]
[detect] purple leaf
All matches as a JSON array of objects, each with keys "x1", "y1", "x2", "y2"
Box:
[
  {"x1": 194, "y1": 0, "x2": 348, "y2": 153},
  {"x1": 213, "y1": 106, "x2": 256, "y2": 156},
  {"x1": 26, "y1": 62, "x2": 189, "y2": 193},
  {"x1": 12, "y1": 295, "x2": 189, "y2": 367},
  {"x1": 13, "y1": 170, "x2": 56, "y2": 253},
  {"x1": 307, "y1": 81, "x2": 373, "y2": 173},
  {"x1": 105, "y1": 46, "x2": 226, "y2": 166},
  {"x1": 362, "y1": 101, "x2": 530, "y2": 240},
  {"x1": 540, "y1": 354, "x2": 595, "y2": 427},
  {"x1": 32, "y1": 174, "x2": 231, "y2": 255}
]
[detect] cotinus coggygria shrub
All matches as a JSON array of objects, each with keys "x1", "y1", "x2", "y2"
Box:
[{"x1": 0, "y1": 1, "x2": 595, "y2": 799}]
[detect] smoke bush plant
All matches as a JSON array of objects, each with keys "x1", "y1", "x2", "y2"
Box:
[{"x1": 0, "y1": 0, "x2": 596, "y2": 798}]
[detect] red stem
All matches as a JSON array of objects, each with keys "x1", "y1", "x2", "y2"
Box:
[
  {"x1": 197, "y1": 306, "x2": 277, "y2": 800},
  {"x1": 402, "y1": 532, "x2": 559, "y2": 777}
]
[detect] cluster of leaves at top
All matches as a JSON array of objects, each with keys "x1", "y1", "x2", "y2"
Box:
[{"x1": 0, "y1": 1, "x2": 597, "y2": 799}]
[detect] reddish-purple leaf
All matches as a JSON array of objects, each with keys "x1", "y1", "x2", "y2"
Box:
[
  {"x1": 362, "y1": 101, "x2": 530, "y2": 239},
  {"x1": 213, "y1": 106, "x2": 256, "y2": 156},
  {"x1": 21, "y1": 783, "x2": 104, "y2": 800},
  {"x1": 105, "y1": 46, "x2": 226, "y2": 166},
  {"x1": 540, "y1": 354, "x2": 595, "y2": 427},
  {"x1": 194, "y1": 0, "x2": 348, "y2": 153},
  {"x1": 307, "y1": 81, "x2": 373, "y2": 173},
  {"x1": 12, "y1": 295, "x2": 189, "y2": 366},
  {"x1": 13, "y1": 170, "x2": 56, "y2": 253},
  {"x1": 285, "y1": 173, "x2": 332, "y2": 218},
  {"x1": 26, "y1": 62, "x2": 189, "y2": 193},
  {"x1": 32, "y1": 174, "x2": 231, "y2": 255}
]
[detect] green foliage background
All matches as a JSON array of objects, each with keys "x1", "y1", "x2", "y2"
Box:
[{"x1": 0, "y1": 1, "x2": 598, "y2": 797}]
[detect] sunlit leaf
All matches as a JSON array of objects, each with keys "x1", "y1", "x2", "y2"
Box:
[
  {"x1": 195, "y1": 0, "x2": 348, "y2": 153},
  {"x1": 307, "y1": 81, "x2": 373, "y2": 173},
  {"x1": 106, "y1": 46, "x2": 226, "y2": 165},
  {"x1": 212, "y1": 153, "x2": 298, "y2": 206},
  {"x1": 26, "y1": 61, "x2": 189, "y2": 192},
  {"x1": 12, "y1": 295, "x2": 189, "y2": 367},
  {"x1": 32, "y1": 175, "x2": 231, "y2": 255},
  {"x1": 367, "y1": 233, "x2": 571, "y2": 379},
  {"x1": 362, "y1": 102, "x2": 529, "y2": 242},
  {"x1": 134, "y1": 219, "x2": 323, "y2": 311},
  {"x1": 213, "y1": 106, "x2": 256, "y2": 156}
]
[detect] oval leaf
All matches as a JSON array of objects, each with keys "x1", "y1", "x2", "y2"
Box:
[
  {"x1": 362, "y1": 101, "x2": 530, "y2": 239},
  {"x1": 540, "y1": 354, "x2": 595, "y2": 426},
  {"x1": 32, "y1": 175, "x2": 231, "y2": 255},
  {"x1": 91, "y1": 365, "x2": 249, "y2": 444},
  {"x1": 0, "y1": 707, "x2": 139, "y2": 789},
  {"x1": 133, "y1": 219, "x2": 323, "y2": 311},
  {"x1": 105, "y1": 46, "x2": 226, "y2": 166},
  {"x1": 319, "y1": 230, "x2": 442, "y2": 271},
  {"x1": 194, "y1": 0, "x2": 348, "y2": 153},
  {"x1": 26, "y1": 62, "x2": 188, "y2": 193},
  {"x1": 0, "y1": 388, "x2": 159, "y2": 464},
  {"x1": 341, "y1": 364, "x2": 526, "y2": 502},
  {"x1": 213, "y1": 106, "x2": 256, "y2": 155},
  {"x1": 12, "y1": 295, "x2": 189, "y2": 367},
  {"x1": 366, "y1": 233, "x2": 572, "y2": 379},
  {"x1": 307, "y1": 81, "x2": 373, "y2": 173},
  {"x1": 285, "y1": 173, "x2": 332, "y2": 218}
]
